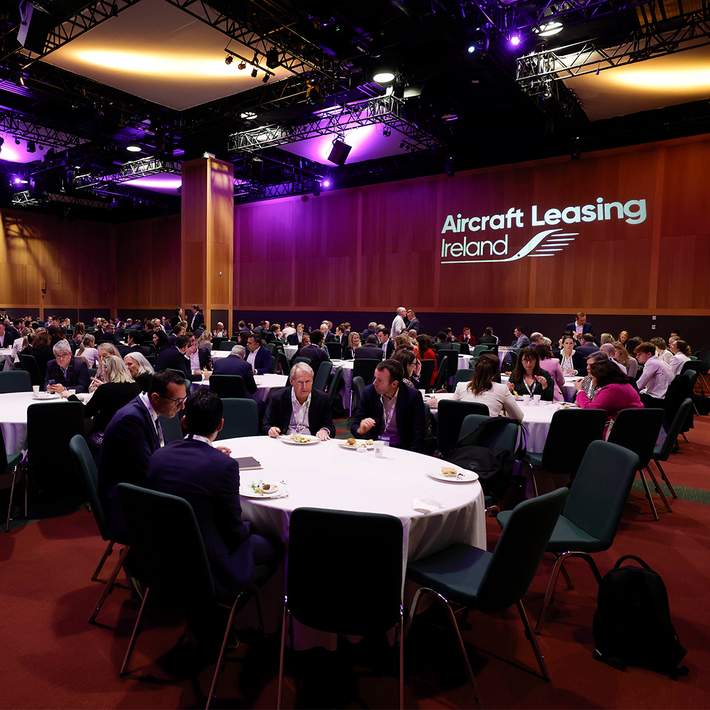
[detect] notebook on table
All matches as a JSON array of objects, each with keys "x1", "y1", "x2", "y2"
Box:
[{"x1": 235, "y1": 456, "x2": 262, "y2": 471}]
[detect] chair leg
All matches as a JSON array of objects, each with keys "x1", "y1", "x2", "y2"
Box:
[
  {"x1": 560, "y1": 563, "x2": 574, "y2": 591},
  {"x1": 536, "y1": 554, "x2": 566, "y2": 634},
  {"x1": 120, "y1": 586, "x2": 151, "y2": 676},
  {"x1": 91, "y1": 541, "x2": 115, "y2": 582},
  {"x1": 89, "y1": 546, "x2": 128, "y2": 624},
  {"x1": 653, "y1": 460, "x2": 678, "y2": 499},
  {"x1": 638, "y1": 469, "x2": 659, "y2": 521},
  {"x1": 23, "y1": 468, "x2": 29, "y2": 518},
  {"x1": 5, "y1": 468, "x2": 17, "y2": 532},
  {"x1": 276, "y1": 602, "x2": 289, "y2": 710},
  {"x1": 398, "y1": 608, "x2": 405, "y2": 710},
  {"x1": 528, "y1": 463, "x2": 539, "y2": 498},
  {"x1": 575, "y1": 552, "x2": 603, "y2": 585},
  {"x1": 205, "y1": 592, "x2": 244, "y2": 710},
  {"x1": 517, "y1": 600, "x2": 550, "y2": 681},
  {"x1": 681, "y1": 433, "x2": 689, "y2": 443},
  {"x1": 645, "y1": 465, "x2": 672, "y2": 513}
]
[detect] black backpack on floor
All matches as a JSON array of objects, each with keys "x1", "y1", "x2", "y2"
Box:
[{"x1": 593, "y1": 555, "x2": 688, "y2": 678}]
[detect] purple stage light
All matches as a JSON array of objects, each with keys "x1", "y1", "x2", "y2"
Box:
[
  {"x1": 322, "y1": 179, "x2": 331, "y2": 188},
  {"x1": 508, "y1": 33, "x2": 522, "y2": 48}
]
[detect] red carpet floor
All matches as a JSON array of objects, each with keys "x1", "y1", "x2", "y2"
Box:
[{"x1": 1, "y1": 418, "x2": 709, "y2": 709}]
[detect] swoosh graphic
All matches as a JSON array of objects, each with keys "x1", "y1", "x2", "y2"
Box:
[{"x1": 441, "y1": 228, "x2": 578, "y2": 264}]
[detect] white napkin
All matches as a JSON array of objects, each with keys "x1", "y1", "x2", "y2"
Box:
[{"x1": 412, "y1": 497, "x2": 444, "y2": 514}]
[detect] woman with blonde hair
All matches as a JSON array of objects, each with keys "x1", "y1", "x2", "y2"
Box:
[
  {"x1": 76, "y1": 333, "x2": 99, "y2": 368},
  {"x1": 91, "y1": 342, "x2": 122, "y2": 391}
]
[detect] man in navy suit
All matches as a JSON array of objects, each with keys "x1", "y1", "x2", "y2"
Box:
[
  {"x1": 189, "y1": 305, "x2": 205, "y2": 334},
  {"x1": 575, "y1": 332, "x2": 600, "y2": 360},
  {"x1": 147, "y1": 389, "x2": 278, "y2": 598},
  {"x1": 45, "y1": 339, "x2": 90, "y2": 393},
  {"x1": 155, "y1": 335, "x2": 201, "y2": 381},
  {"x1": 565, "y1": 311, "x2": 594, "y2": 344},
  {"x1": 354, "y1": 334, "x2": 384, "y2": 360},
  {"x1": 98, "y1": 370, "x2": 187, "y2": 539},
  {"x1": 351, "y1": 359, "x2": 426, "y2": 452},
  {"x1": 211, "y1": 344, "x2": 257, "y2": 394},
  {"x1": 263, "y1": 362, "x2": 335, "y2": 439},
  {"x1": 296, "y1": 330, "x2": 330, "y2": 371},
  {"x1": 286, "y1": 323, "x2": 306, "y2": 346},
  {"x1": 376, "y1": 327, "x2": 395, "y2": 359},
  {"x1": 245, "y1": 334, "x2": 273, "y2": 375}
]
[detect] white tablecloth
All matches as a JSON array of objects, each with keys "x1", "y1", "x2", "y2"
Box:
[
  {"x1": 427, "y1": 392, "x2": 569, "y2": 454},
  {"x1": 458, "y1": 353, "x2": 473, "y2": 371},
  {"x1": 0, "y1": 348, "x2": 14, "y2": 372},
  {"x1": 210, "y1": 350, "x2": 230, "y2": 360},
  {"x1": 330, "y1": 359, "x2": 353, "y2": 409},
  {"x1": 284, "y1": 344, "x2": 298, "y2": 360},
  {"x1": 222, "y1": 435, "x2": 486, "y2": 563}
]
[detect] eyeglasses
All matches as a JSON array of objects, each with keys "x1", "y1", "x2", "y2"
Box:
[{"x1": 160, "y1": 394, "x2": 188, "y2": 404}]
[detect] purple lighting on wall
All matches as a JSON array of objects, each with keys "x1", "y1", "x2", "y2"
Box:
[
  {"x1": 123, "y1": 173, "x2": 181, "y2": 192},
  {"x1": 0, "y1": 132, "x2": 51, "y2": 163}
]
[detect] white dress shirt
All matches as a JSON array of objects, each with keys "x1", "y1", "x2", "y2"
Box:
[
  {"x1": 246, "y1": 347, "x2": 259, "y2": 371},
  {"x1": 636, "y1": 356, "x2": 674, "y2": 399},
  {"x1": 656, "y1": 349, "x2": 674, "y2": 366},
  {"x1": 139, "y1": 392, "x2": 165, "y2": 447},
  {"x1": 390, "y1": 315, "x2": 406, "y2": 339},
  {"x1": 288, "y1": 390, "x2": 312, "y2": 434},
  {"x1": 670, "y1": 352, "x2": 690, "y2": 376}
]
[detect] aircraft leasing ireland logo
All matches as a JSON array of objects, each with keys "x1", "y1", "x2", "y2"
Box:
[{"x1": 439, "y1": 197, "x2": 647, "y2": 265}]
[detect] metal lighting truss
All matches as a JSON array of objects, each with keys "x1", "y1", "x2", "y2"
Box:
[
  {"x1": 228, "y1": 95, "x2": 441, "y2": 153},
  {"x1": 10, "y1": 190, "x2": 41, "y2": 207},
  {"x1": 18, "y1": 0, "x2": 143, "y2": 61},
  {"x1": 74, "y1": 156, "x2": 181, "y2": 189},
  {"x1": 0, "y1": 111, "x2": 87, "y2": 149},
  {"x1": 516, "y1": 4, "x2": 710, "y2": 95}
]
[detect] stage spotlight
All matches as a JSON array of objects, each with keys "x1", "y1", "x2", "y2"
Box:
[
  {"x1": 467, "y1": 26, "x2": 490, "y2": 55},
  {"x1": 383, "y1": 126, "x2": 391, "y2": 137},
  {"x1": 373, "y1": 68, "x2": 395, "y2": 84},
  {"x1": 27, "y1": 140, "x2": 36, "y2": 153},
  {"x1": 14, "y1": 137, "x2": 20, "y2": 145},
  {"x1": 251, "y1": 67, "x2": 258, "y2": 78},
  {"x1": 327, "y1": 138, "x2": 352, "y2": 166},
  {"x1": 238, "y1": 60, "x2": 246, "y2": 70},
  {"x1": 126, "y1": 145, "x2": 141, "y2": 152},
  {"x1": 534, "y1": 21, "x2": 563, "y2": 38},
  {"x1": 0, "y1": 137, "x2": 4, "y2": 152},
  {"x1": 225, "y1": 54, "x2": 233, "y2": 65},
  {"x1": 508, "y1": 32, "x2": 522, "y2": 48},
  {"x1": 322, "y1": 178, "x2": 331, "y2": 188},
  {"x1": 265, "y1": 48, "x2": 280, "y2": 69},
  {"x1": 262, "y1": 73, "x2": 270, "y2": 83}
]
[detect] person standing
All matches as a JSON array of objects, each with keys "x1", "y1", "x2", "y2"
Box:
[{"x1": 390, "y1": 307, "x2": 407, "y2": 339}]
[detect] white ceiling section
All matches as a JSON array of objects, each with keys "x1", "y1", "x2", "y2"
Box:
[
  {"x1": 565, "y1": 44, "x2": 710, "y2": 121},
  {"x1": 42, "y1": 0, "x2": 291, "y2": 110}
]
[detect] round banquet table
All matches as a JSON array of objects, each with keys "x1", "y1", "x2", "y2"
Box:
[
  {"x1": 222, "y1": 435, "x2": 486, "y2": 565},
  {"x1": 0, "y1": 391, "x2": 91, "y2": 455},
  {"x1": 427, "y1": 392, "x2": 571, "y2": 454}
]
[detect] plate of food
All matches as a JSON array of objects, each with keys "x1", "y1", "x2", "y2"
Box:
[
  {"x1": 32, "y1": 391, "x2": 60, "y2": 400},
  {"x1": 428, "y1": 466, "x2": 478, "y2": 483},
  {"x1": 280, "y1": 433, "x2": 319, "y2": 445},
  {"x1": 339, "y1": 437, "x2": 375, "y2": 451},
  {"x1": 240, "y1": 481, "x2": 284, "y2": 498}
]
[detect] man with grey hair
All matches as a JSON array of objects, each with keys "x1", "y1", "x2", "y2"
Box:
[
  {"x1": 600, "y1": 342, "x2": 627, "y2": 374},
  {"x1": 264, "y1": 362, "x2": 335, "y2": 439},
  {"x1": 45, "y1": 339, "x2": 90, "y2": 393},
  {"x1": 390, "y1": 306, "x2": 407, "y2": 339},
  {"x1": 211, "y1": 343, "x2": 256, "y2": 394}
]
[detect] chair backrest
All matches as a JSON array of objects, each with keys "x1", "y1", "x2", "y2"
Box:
[
  {"x1": 326, "y1": 342, "x2": 342, "y2": 359},
  {"x1": 327, "y1": 367, "x2": 344, "y2": 407},
  {"x1": 352, "y1": 358, "x2": 379, "y2": 385},
  {"x1": 218, "y1": 398, "x2": 258, "y2": 439},
  {"x1": 419, "y1": 359, "x2": 435, "y2": 390},
  {"x1": 437, "y1": 399, "x2": 489, "y2": 457},
  {"x1": 502, "y1": 349, "x2": 519, "y2": 372},
  {"x1": 69, "y1": 434, "x2": 111, "y2": 541},
  {"x1": 458, "y1": 413, "x2": 519, "y2": 454},
  {"x1": 454, "y1": 368, "x2": 474, "y2": 385},
  {"x1": 273, "y1": 351, "x2": 289, "y2": 375},
  {"x1": 293, "y1": 356, "x2": 312, "y2": 367},
  {"x1": 564, "y1": 441, "x2": 639, "y2": 549},
  {"x1": 117, "y1": 483, "x2": 215, "y2": 603},
  {"x1": 209, "y1": 374, "x2": 248, "y2": 398},
  {"x1": 287, "y1": 507, "x2": 403, "y2": 635},
  {"x1": 0, "y1": 369, "x2": 32, "y2": 393},
  {"x1": 18, "y1": 353, "x2": 42, "y2": 387},
  {"x1": 607, "y1": 408, "x2": 664, "y2": 468},
  {"x1": 159, "y1": 414, "x2": 183, "y2": 443},
  {"x1": 471, "y1": 344, "x2": 493, "y2": 357},
  {"x1": 217, "y1": 341, "x2": 234, "y2": 351},
  {"x1": 313, "y1": 360, "x2": 333, "y2": 392},
  {"x1": 540, "y1": 408, "x2": 608, "y2": 478},
  {"x1": 438, "y1": 342, "x2": 461, "y2": 353},
  {"x1": 656, "y1": 398, "x2": 694, "y2": 461},
  {"x1": 27, "y1": 401, "x2": 85, "y2": 491},
  {"x1": 351, "y1": 375, "x2": 365, "y2": 412},
  {"x1": 477, "y1": 488, "x2": 568, "y2": 611}
]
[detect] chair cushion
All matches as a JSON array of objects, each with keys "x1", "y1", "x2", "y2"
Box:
[
  {"x1": 526, "y1": 452, "x2": 543, "y2": 467},
  {"x1": 498, "y1": 510, "x2": 602, "y2": 553},
  {"x1": 6, "y1": 452, "x2": 21, "y2": 469},
  {"x1": 407, "y1": 543, "x2": 491, "y2": 606}
]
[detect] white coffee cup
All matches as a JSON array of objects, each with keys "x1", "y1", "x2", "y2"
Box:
[
  {"x1": 522, "y1": 394, "x2": 531, "y2": 404},
  {"x1": 32, "y1": 385, "x2": 39, "y2": 393},
  {"x1": 533, "y1": 394, "x2": 541, "y2": 405},
  {"x1": 374, "y1": 441, "x2": 387, "y2": 458}
]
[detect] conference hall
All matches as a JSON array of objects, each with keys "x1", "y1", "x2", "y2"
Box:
[{"x1": 1, "y1": 1, "x2": 709, "y2": 708}]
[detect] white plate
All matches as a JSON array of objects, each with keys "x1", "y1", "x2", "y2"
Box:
[
  {"x1": 339, "y1": 439, "x2": 374, "y2": 451},
  {"x1": 280, "y1": 434, "x2": 319, "y2": 445},
  {"x1": 240, "y1": 482, "x2": 284, "y2": 498},
  {"x1": 32, "y1": 392, "x2": 59, "y2": 400},
  {"x1": 428, "y1": 469, "x2": 479, "y2": 483}
]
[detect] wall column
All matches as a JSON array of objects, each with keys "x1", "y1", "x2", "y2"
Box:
[{"x1": 180, "y1": 157, "x2": 234, "y2": 334}]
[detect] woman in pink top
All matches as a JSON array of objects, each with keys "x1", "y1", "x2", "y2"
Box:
[
  {"x1": 535, "y1": 344, "x2": 565, "y2": 402},
  {"x1": 575, "y1": 359, "x2": 642, "y2": 421}
]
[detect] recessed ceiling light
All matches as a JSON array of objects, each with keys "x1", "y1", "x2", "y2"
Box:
[
  {"x1": 126, "y1": 145, "x2": 142, "y2": 152},
  {"x1": 373, "y1": 71, "x2": 395, "y2": 84},
  {"x1": 534, "y1": 21, "x2": 564, "y2": 37}
]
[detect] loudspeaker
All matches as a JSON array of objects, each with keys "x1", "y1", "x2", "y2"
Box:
[
  {"x1": 17, "y1": 1, "x2": 54, "y2": 54},
  {"x1": 327, "y1": 139, "x2": 352, "y2": 166}
]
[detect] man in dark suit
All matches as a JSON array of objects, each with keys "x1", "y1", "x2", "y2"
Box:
[
  {"x1": 405, "y1": 309, "x2": 421, "y2": 334},
  {"x1": 479, "y1": 326, "x2": 498, "y2": 346},
  {"x1": 376, "y1": 327, "x2": 395, "y2": 359},
  {"x1": 263, "y1": 362, "x2": 335, "y2": 439},
  {"x1": 156, "y1": 335, "x2": 199, "y2": 381},
  {"x1": 575, "y1": 332, "x2": 600, "y2": 360},
  {"x1": 360, "y1": 321, "x2": 377, "y2": 342},
  {"x1": 189, "y1": 305, "x2": 204, "y2": 334},
  {"x1": 351, "y1": 359, "x2": 426, "y2": 452},
  {"x1": 98, "y1": 370, "x2": 187, "y2": 538},
  {"x1": 211, "y1": 344, "x2": 257, "y2": 394},
  {"x1": 148, "y1": 389, "x2": 278, "y2": 598},
  {"x1": 296, "y1": 330, "x2": 330, "y2": 371},
  {"x1": 565, "y1": 311, "x2": 594, "y2": 343},
  {"x1": 45, "y1": 340, "x2": 90, "y2": 393},
  {"x1": 286, "y1": 323, "x2": 306, "y2": 346},
  {"x1": 355, "y1": 334, "x2": 384, "y2": 360},
  {"x1": 245, "y1": 334, "x2": 273, "y2": 375}
]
